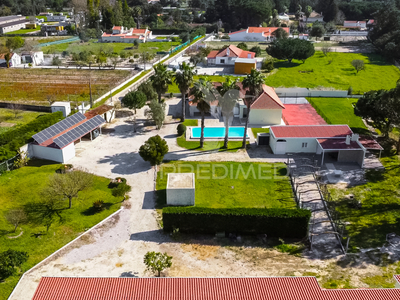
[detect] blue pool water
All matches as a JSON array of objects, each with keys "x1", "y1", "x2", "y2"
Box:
[{"x1": 191, "y1": 127, "x2": 247, "y2": 138}]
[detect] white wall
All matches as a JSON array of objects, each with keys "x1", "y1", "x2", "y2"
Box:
[
  {"x1": 51, "y1": 105, "x2": 71, "y2": 117},
  {"x1": 274, "y1": 88, "x2": 349, "y2": 97},
  {"x1": 270, "y1": 134, "x2": 319, "y2": 154},
  {"x1": 249, "y1": 109, "x2": 282, "y2": 125},
  {"x1": 230, "y1": 32, "x2": 264, "y2": 42},
  {"x1": 167, "y1": 188, "x2": 195, "y2": 206},
  {"x1": 216, "y1": 56, "x2": 236, "y2": 65},
  {"x1": 32, "y1": 144, "x2": 64, "y2": 162},
  {"x1": 61, "y1": 143, "x2": 75, "y2": 162}
]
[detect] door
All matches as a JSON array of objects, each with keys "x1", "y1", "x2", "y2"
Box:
[{"x1": 275, "y1": 139, "x2": 286, "y2": 154}]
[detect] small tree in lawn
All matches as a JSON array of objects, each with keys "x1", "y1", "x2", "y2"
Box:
[
  {"x1": 122, "y1": 91, "x2": 147, "y2": 114},
  {"x1": 42, "y1": 169, "x2": 94, "y2": 209},
  {"x1": 8, "y1": 103, "x2": 22, "y2": 119},
  {"x1": 143, "y1": 251, "x2": 172, "y2": 277},
  {"x1": 321, "y1": 46, "x2": 332, "y2": 56},
  {"x1": 351, "y1": 59, "x2": 365, "y2": 74},
  {"x1": 139, "y1": 135, "x2": 169, "y2": 166},
  {"x1": 5, "y1": 209, "x2": 27, "y2": 232},
  {"x1": 0, "y1": 250, "x2": 29, "y2": 280},
  {"x1": 145, "y1": 99, "x2": 166, "y2": 129}
]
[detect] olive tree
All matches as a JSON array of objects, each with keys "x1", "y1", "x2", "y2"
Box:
[
  {"x1": 351, "y1": 59, "x2": 365, "y2": 74},
  {"x1": 143, "y1": 251, "x2": 172, "y2": 277},
  {"x1": 5, "y1": 209, "x2": 27, "y2": 232}
]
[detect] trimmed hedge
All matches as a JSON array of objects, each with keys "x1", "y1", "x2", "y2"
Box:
[
  {"x1": 0, "y1": 111, "x2": 64, "y2": 162},
  {"x1": 163, "y1": 207, "x2": 311, "y2": 239}
]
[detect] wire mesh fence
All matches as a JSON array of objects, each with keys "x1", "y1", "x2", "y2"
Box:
[{"x1": 0, "y1": 154, "x2": 20, "y2": 175}]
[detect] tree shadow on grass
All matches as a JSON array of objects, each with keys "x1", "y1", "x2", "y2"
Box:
[
  {"x1": 273, "y1": 61, "x2": 302, "y2": 68},
  {"x1": 81, "y1": 202, "x2": 115, "y2": 216},
  {"x1": 27, "y1": 159, "x2": 59, "y2": 167}
]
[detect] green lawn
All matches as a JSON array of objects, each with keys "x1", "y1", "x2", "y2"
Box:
[
  {"x1": 251, "y1": 127, "x2": 270, "y2": 138},
  {"x1": 0, "y1": 109, "x2": 48, "y2": 134},
  {"x1": 0, "y1": 161, "x2": 123, "y2": 300},
  {"x1": 5, "y1": 26, "x2": 41, "y2": 35},
  {"x1": 329, "y1": 156, "x2": 400, "y2": 250},
  {"x1": 307, "y1": 98, "x2": 368, "y2": 134},
  {"x1": 42, "y1": 40, "x2": 181, "y2": 55},
  {"x1": 157, "y1": 161, "x2": 295, "y2": 209},
  {"x1": 177, "y1": 119, "x2": 243, "y2": 152},
  {"x1": 265, "y1": 52, "x2": 400, "y2": 94}
]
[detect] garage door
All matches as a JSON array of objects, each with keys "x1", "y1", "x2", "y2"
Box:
[{"x1": 275, "y1": 140, "x2": 287, "y2": 154}]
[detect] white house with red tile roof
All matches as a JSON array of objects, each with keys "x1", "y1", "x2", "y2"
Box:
[
  {"x1": 343, "y1": 21, "x2": 367, "y2": 29},
  {"x1": 32, "y1": 276, "x2": 400, "y2": 300},
  {"x1": 269, "y1": 125, "x2": 368, "y2": 166},
  {"x1": 229, "y1": 27, "x2": 290, "y2": 41},
  {"x1": 188, "y1": 83, "x2": 284, "y2": 126},
  {"x1": 207, "y1": 45, "x2": 255, "y2": 66},
  {"x1": 101, "y1": 26, "x2": 152, "y2": 43},
  {"x1": 0, "y1": 52, "x2": 21, "y2": 67}
]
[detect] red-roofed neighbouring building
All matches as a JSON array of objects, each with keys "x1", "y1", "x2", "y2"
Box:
[
  {"x1": 31, "y1": 276, "x2": 400, "y2": 300},
  {"x1": 229, "y1": 27, "x2": 290, "y2": 41},
  {"x1": 101, "y1": 26, "x2": 152, "y2": 43},
  {"x1": 207, "y1": 45, "x2": 257, "y2": 74}
]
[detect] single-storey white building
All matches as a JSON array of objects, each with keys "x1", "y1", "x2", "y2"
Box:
[
  {"x1": 101, "y1": 26, "x2": 152, "y2": 43},
  {"x1": 51, "y1": 102, "x2": 71, "y2": 117},
  {"x1": 166, "y1": 173, "x2": 195, "y2": 206},
  {"x1": 343, "y1": 21, "x2": 367, "y2": 29},
  {"x1": 229, "y1": 27, "x2": 290, "y2": 42},
  {"x1": 0, "y1": 53, "x2": 21, "y2": 68},
  {"x1": 21, "y1": 51, "x2": 44, "y2": 66},
  {"x1": 31, "y1": 112, "x2": 105, "y2": 163},
  {"x1": 207, "y1": 45, "x2": 255, "y2": 66},
  {"x1": 269, "y1": 125, "x2": 368, "y2": 166},
  {"x1": 0, "y1": 16, "x2": 29, "y2": 34}
]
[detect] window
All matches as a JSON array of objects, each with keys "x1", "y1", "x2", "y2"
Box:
[
  {"x1": 302, "y1": 142, "x2": 308, "y2": 148},
  {"x1": 220, "y1": 59, "x2": 225, "y2": 64}
]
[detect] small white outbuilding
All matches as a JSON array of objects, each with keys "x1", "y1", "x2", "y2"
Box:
[
  {"x1": 51, "y1": 102, "x2": 71, "y2": 117},
  {"x1": 167, "y1": 173, "x2": 195, "y2": 206}
]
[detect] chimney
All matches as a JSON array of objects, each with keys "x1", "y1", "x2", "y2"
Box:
[
  {"x1": 248, "y1": 53, "x2": 251, "y2": 58},
  {"x1": 226, "y1": 48, "x2": 230, "y2": 55},
  {"x1": 351, "y1": 133, "x2": 359, "y2": 141},
  {"x1": 345, "y1": 135, "x2": 351, "y2": 145}
]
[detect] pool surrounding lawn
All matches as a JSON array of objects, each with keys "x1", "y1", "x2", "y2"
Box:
[
  {"x1": 191, "y1": 126, "x2": 247, "y2": 138},
  {"x1": 157, "y1": 161, "x2": 296, "y2": 209},
  {"x1": 251, "y1": 127, "x2": 270, "y2": 137}
]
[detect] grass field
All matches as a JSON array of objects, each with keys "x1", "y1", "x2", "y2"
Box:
[
  {"x1": 157, "y1": 161, "x2": 295, "y2": 209},
  {"x1": 329, "y1": 156, "x2": 400, "y2": 250},
  {"x1": 42, "y1": 40, "x2": 181, "y2": 55},
  {"x1": 0, "y1": 68, "x2": 131, "y2": 104},
  {"x1": 176, "y1": 119, "x2": 243, "y2": 152},
  {"x1": 307, "y1": 98, "x2": 368, "y2": 133},
  {"x1": 0, "y1": 109, "x2": 47, "y2": 134},
  {"x1": 5, "y1": 26, "x2": 41, "y2": 35},
  {"x1": 0, "y1": 161, "x2": 123, "y2": 300},
  {"x1": 265, "y1": 52, "x2": 400, "y2": 94}
]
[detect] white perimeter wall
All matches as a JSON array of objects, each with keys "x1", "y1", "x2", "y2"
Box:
[
  {"x1": 270, "y1": 135, "x2": 319, "y2": 154},
  {"x1": 249, "y1": 109, "x2": 282, "y2": 125},
  {"x1": 230, "y1": 32, "x2": 264, "y2": 41}
]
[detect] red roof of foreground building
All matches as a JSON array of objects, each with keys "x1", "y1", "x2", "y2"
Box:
[
  {"x1": 207, "y1": 45, "x2": 255, "y2": 59},
  {"x1": 317, "y1": 138, "x2": 361, "y2": 150},
  {"x1": 271, "y1": 125, "x2": 353, "y2": 138},
  {"x1": 251, "y1": 85, "x2": 285, "y2": 110},
  {"x1": 32, "y1": 276, "x2": 400, "y2": 300}
]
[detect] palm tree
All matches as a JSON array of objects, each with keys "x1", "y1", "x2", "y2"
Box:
[
  {"x1": 241, "y1": 69, "x2": 265, "y2": 148},
  {"x1": 150, "y1": 64, "x2": 174, "y2": 103},
  {"x1": 174, "y1": 62, "x2": 196, "y2": 122},
  {"x1": 190, "y1": 78, "x2": 213, "y2": 148},
  {"x1": 216, "y1": 76, "x2": 240, "y2": 148}
]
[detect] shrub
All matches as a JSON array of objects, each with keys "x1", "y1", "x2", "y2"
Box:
[
  {"x1": 112, "y1": 182, "x2": 132, "y2": 197},
  {"x1": 237, "y1": 42, "x2": 248, "y2": 50},
  {"x1": 129, "y1": 59, "x2": 134, "y2": 63},
  {"x1": 348, "y1": 86, "x2": 353, "y2": 95},
  {"x1": 92, "y1": 200, "x2": 105, "y2": 211},
  {"x1": 134, "y1": 54, "x2": 139, "y2": 58},
  {"x1": 177, "y1": 123, "x2": 186, "y2": 136},
  {"x1": 162, "y1": 207, "x2": 311, "y2": 238},
  {"x1": 262, "y1": 58, "x2": 274, "y2": 72}
]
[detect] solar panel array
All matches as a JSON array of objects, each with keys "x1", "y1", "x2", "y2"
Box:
[
  {"x1": 53, "y1": 115, "x2": 105, "y2": 148},
  {"x1": 32, "y1": 113, "x2": 86, "y2": 144}
]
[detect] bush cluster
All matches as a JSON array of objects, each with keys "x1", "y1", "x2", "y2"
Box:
[
  {"x1": 109, "y1": 177, "x2": 131, "y2": 197},
  {"x1": 177, "y1": 124, "x2": 186, "y2": 136},
  {"x1": 0, "y1": 111, "x2": 64, "y2": 162},
  {"x1": 163, "y1": 207, "x2": 311, "y2": 238}
]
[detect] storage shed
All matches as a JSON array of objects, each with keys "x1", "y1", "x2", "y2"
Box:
[
  {"x1": 31, "y1": 112, "x2": 105, "y2": 163},
  {"x1": 166, "y1": 173, "x2": 195, "y2": 206},
  {"x1": 51, "y1": 102, "x2": 71, "y2": 117},
  {"x1": 234, "y1": 58, "x2": 257, "y2": 74}
]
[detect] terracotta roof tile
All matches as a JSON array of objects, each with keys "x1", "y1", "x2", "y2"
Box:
[
  {"x1": 317, "y1": 138, "x2": 361, "y2": 150},
  {"x1": 211, "y1": 45, "x2": 255, "y2": 59},
  {"x1": 271, "y1": 125, "x2": 353, "y2": 138},
  {"x1": 251, "y1": 85, "x2": 285, "y2": 110}
]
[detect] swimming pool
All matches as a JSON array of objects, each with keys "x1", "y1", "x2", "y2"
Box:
[{"x1": 191, "y1": 127, "x2": 248, "y2": 139}]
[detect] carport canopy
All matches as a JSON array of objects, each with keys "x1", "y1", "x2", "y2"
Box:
[{"x1": 317, "y1": 138, "x2": 364, "y2": 166}]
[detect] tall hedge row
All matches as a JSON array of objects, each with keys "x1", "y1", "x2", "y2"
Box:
[
  {"x1": 0, "y1": 111, "x2": 64, "y2": 162},
  {"x1": 163, "y1": 207, "x2": 311, "y2": 239}
]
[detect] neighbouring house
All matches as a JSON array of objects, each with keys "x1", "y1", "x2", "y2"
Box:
[
  {"x1": 268, "y1": 125, "x2": 378, "y2": 166},
  {"x1": 0, "y1": 15, "x2": 29, "y2": 34},
  {"x1": 206, "y1": 45, "x2": 256, "y2": 74},
  {"x1": 304, "y1": 11, "x2": 324, "y2": 23},
  {"x1": 343, "y1": 20, "x2": 367, "y2": 29},
  {"x1": 188, "y1": 83, "x2": 285, "y2": 126},
  {"x1": 41, "y1": 24, "x2": 65, "y2": 36},
  {"x1": 84, "y1": 104, "x2": 116, "y2": 123},
  {"x1": 0, "y1": 53, "x2": 21, "y2": 68},
  {"x1": 30, "y1": 112, "x2": 105, "y2": 163},
  {"x1": 31, "y1": 276, "x2": 400, "y2": 300},
  {"x1": 367, "y1": 19, "x2": 374, "y2": 27},
  {"x1": 298, "y1": 33, "x2": 309, "y2": 40},
  {"x1": 229, "y1": 27, "x2": 290, "y2": 42},
  {"x1": 278, "y1": 13, "x2": 290, "y2": 21},
  {"x1": 21, "y1": 51, "x2": 44, "y2": 66},
  {"x1": 101, "y1": 26, "x2": 152, "y2": 43},
  {"x1": 46, "y1": 13, "x2": 68, "y2": 22}
]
